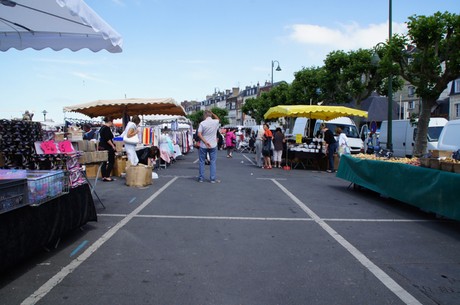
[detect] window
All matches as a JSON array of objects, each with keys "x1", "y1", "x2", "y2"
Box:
[
  {"x1": 455, "y1": 103, "x2": 460, "y2": 118},
  {"x1": 455, "y1": 79, "x2": 460, "y2": 93},
  {"x1": 408, "y1": 86, "x2": 415, "y2": 97},
  {"x1": 408, "y1": 101, "x2": 415, "y2": 109}
]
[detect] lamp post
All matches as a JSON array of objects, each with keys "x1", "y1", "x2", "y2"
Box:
[
  {"x1": 371, "y1": 0, "x2": 393, "y2": 151},
  {"x1": 271, "y1": 60, "x2": 281, "y2": 85},
  {"x1": 387, "y1": 0, "x2": 393, "y2": 151},
  {"x1": 42, "y1": 110, "x2": 48, "y2": 122}
]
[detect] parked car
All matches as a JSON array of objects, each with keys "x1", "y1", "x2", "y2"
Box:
[
  {"x1": 379, "y1": 118, "x2": 447, "y2": 157},
  {"x1": 437, "y1": 119, "x2": 460, "y2": 152}
]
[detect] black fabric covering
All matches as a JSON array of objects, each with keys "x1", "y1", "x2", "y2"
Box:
[{"x1": 0, "y1": 184, "x2": 97, "y2": 273}]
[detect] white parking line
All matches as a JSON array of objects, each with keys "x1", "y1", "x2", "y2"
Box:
[
  {"x1": 20, "y1": 177, "x2": 179, "y2": 305},
  {"x1": 271, "y1": 179, "x2": 422, "y2": 305}
]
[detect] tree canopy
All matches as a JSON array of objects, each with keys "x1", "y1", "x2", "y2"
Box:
[{"x1": 387, "y1": 11, "x2": 460, "y2": 156}]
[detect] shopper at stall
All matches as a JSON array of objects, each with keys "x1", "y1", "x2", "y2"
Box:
[
  {"x1": 272, "y1": 127, "x2": 285, "y2": 168},
  {"x1": 321, "y1": 123, "x2": 338, "y2": 173},
  {"x1": 225, "y1": 128, "x2": 236, "y2": 158},
  {"x1": 98, "y1": 116, "x2": 116, "y2": 182},
  {"x1": 262, "y1": 123, "x2": 273, "y2": 169},
  {"x1": 336, "y1": 127, "x2": 350, "y2": 157},
  {"x1": 83, "y1": 123, "x2": 96, "y2": 140},
  {"x1": 122, "y1": 115, "x2": 141, "y2": 166},
  {"x1": 197, "y1": 110, "x2": 220, "y2": 183},
  {"x1": 255, "y1": 125, "x2": 264, "y2": 168}
]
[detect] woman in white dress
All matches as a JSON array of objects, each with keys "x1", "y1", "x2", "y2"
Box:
[{"x1": 123, "y1": 115, "x2": 141, "y2": 166}]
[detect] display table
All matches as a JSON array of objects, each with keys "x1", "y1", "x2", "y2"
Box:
[
  {"x1": 0, "y1": 183, "x2": 97, "y2": 273},
  {"x1": 336, "y1": 154, "x2": 460, "y2": 221},
  {"x1": 288, "y1": 149, "x2": 326, "y2": 170}
]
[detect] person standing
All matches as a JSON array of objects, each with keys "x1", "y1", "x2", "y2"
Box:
[
  {"x1": 122, "y1": 115, "x2": 141, "y2": 166},
  {"x1": 98, "y1": 116, "x2": 116, "y2": 182},
  {"x1": 225, "y1": 128, "x2": 236, "y2": 158},
  {"x1": 254, "y1": 125, "x2": 264, "y2": 168},
  {"x1": 197, "y1": 110, "x2": 220, "y2": 183},
  {"x1": 262, "y1": 123, "x2": 273, "y2": 169},
  {"x1": 272, "y1": 127, "x2": 285, "y2": 168},
  {"x1": 321, "y1": 123, "x2": 338, "y2": 173},
  {"x1": 336, "y1": 127, "x2": 350, "y2": 157}
]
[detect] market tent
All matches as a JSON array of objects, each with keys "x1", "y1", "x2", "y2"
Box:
[
  {"x1": 264, "y1": 105, "x2": 367, "y2": 169},
  {"x1": 63, "y1": 98, "x2": 186, "y2": 119},
  {"x1": 0, "y1": 0, "x2": 123, "y2": 53},
  {"x1": 264, "y1": 105, "x2": 368, "y2": 120}
]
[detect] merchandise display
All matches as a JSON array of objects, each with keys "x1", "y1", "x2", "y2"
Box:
[{"x1": 26, "y1": 170, "x2": 68, "y2": 206}]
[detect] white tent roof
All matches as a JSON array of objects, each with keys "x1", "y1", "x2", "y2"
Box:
[{"x1": 0, "y1": 0, "x2": 123, "y2": 53}]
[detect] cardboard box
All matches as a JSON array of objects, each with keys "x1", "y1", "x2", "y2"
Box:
[
  {"x1": 113, "y1": 156, "x2": 128, "y2": 177},
  {"x1": 429, "y1": 150, "x2": 452, "y2": 158},
  {"x1": 114, "y1": 141, "x2": 124, "y2": 152},
  {"x1": 126, "y1": 165, "x2": 152, "y2": 187},
  {"x1": 85, "y1": 163, "x2": 103, "y2": 178}
]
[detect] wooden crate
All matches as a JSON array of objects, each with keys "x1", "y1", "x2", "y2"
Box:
[
  {"x1": 453, "y1": 163, "x2": 460, "y2": 174},
  {"x1": 419, "y1": 158, "x2": 430, "y2": 168},
  {"x1": 440, "y1": 161, "x2": 454, "y2": 173},
  {"x1": 429, "y1": 158, "x2": 441, "y2": 170}
]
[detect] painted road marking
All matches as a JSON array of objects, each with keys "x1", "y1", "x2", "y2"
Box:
[
  {"x1": 20, "y1": 177, "x2": 179, "y2": 305},
  {"x1": 70, "y1": 240, "x2": 88, "y2": 257},
  {"x1": 272, "y1": 178, "x2": 422, "y2": 305}
]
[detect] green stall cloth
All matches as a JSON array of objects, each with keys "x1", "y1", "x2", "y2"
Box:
[{"x1": 336, "y1": 154, "x2": 460, "y2": 221}]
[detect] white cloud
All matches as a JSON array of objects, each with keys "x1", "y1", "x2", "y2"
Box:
[{"x1": 287, "y1": 21, "x2": 408, "y2": 50}]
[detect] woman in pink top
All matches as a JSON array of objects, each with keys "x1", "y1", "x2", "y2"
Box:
[{"x1": 225, "y1": 129, "x2": 236, "y2": 158}]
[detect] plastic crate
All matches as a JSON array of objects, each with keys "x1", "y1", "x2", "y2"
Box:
[
  {"x1": 0, "y1": 179, "x2": 28, "y2": 214},
  {"x1": 27, "y1": 170, "x2": 69, "y2": 206}
]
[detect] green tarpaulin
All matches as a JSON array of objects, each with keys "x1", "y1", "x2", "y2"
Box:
[{"x1": 336, "y1": 154, "x2": 460, "y2": 221}]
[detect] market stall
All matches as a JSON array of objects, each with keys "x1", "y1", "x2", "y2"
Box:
[
  {"x1": 264, "y1": 105, "x2": 368, "y2": 169},
  {"x1": 336, "y1": 154, "x2": 460, "y2": 221}
]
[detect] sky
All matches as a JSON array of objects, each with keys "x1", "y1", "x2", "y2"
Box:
[{"x1": 1, "y1": 0, "x2": 458, "y2": 123}]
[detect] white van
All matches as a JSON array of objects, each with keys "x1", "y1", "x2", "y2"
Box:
[
  {"x1": 379, "y1": 118, "x2": 447, "y2": 157},
  {"x1": 437, "y1": 119, "x2": 460, "y2": 151},
  {"x1": 312, "y1": 117, "x2": 364, "y2": 154}
]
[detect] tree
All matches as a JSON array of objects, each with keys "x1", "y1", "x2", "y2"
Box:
[
  {"x1": 241, "y1": 82, "x2": 291, "y2": 124},
  {"x1": 290, "y1": 66, "x2": 325, "y2": 105},
  {"x1": 322, "y1": 49, "x2": 392, "y2": 105},
  {"x1": 187, "y1": 107, "x2": 229, "y2": 129},
  {"x1": 388, "y1": 11, "x2": 460, "y2": 156}
]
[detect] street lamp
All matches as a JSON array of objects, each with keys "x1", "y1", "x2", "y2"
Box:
[
  {"x1": 271, "y1": 60, "x2": 281, "y2": 85},
  {"x1": 371, "y1": 0, "x2": 393, "y2": 151},
  {"x1": 387, "y1": 0, "x2": 393, "y2": 151},
  {"x1": 42, "y1": 110, "x2": 48, "y2": 121}
]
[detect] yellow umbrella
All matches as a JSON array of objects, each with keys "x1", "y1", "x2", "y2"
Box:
[{"x1": 264, "y1": 105, "x2": 368, "y2": 120}]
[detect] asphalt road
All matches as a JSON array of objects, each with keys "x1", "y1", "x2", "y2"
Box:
[{"x1": 1, "y1": 149, "x2": 460, "y2": 305}]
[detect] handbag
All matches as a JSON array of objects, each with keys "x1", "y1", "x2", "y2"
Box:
[{"x1": 123, "y1": 133, "x2": 139, "y2": 145}]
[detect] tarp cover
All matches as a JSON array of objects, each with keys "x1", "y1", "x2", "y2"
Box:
[
  {"x1": 336, "y1": 154, "x2": 460, "y2": 221},
  {"x1": 0, "y1": 0, "x2": 123, "y2": 53},
  {"x1": 264, "y1": 105, "x2": 368, "y2": 120},
  {"x1": 63, "y1": 98, "x2": 186, "y2": 119}
]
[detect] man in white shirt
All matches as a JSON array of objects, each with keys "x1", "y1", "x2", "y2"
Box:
[{"x1": 197, "y1": 110, "x2": 220, "y2": 183}]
